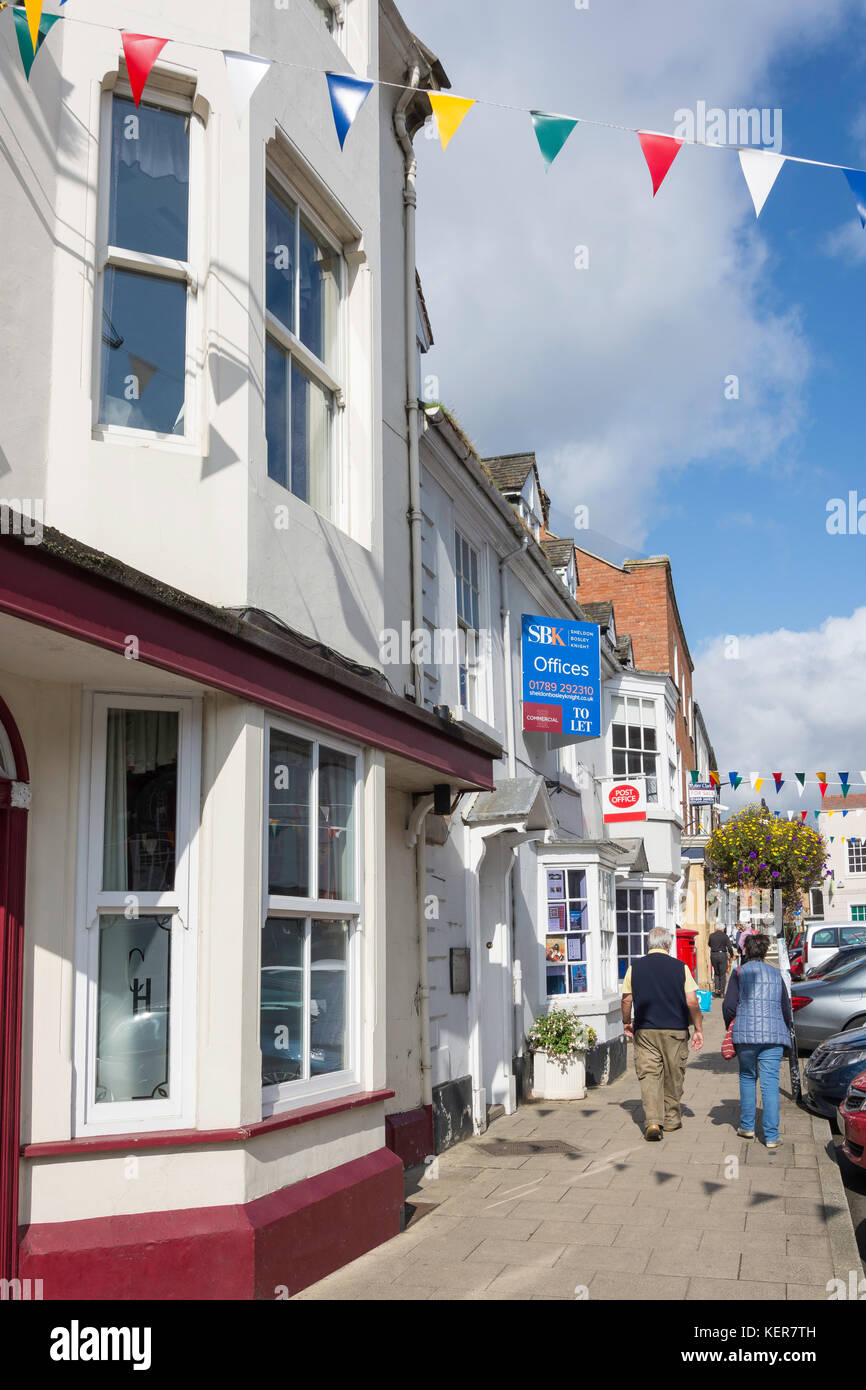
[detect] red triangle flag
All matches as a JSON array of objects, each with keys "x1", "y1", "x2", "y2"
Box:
[
  {"x1": 800, "y1": 811, "x2": 807, "y2": 821},
  {"x1": 637, "y1": 131, "x2": 683, "y2": 196},
  {"x1": 122, "y1": 34, "x2": 168, "y2": 107}
]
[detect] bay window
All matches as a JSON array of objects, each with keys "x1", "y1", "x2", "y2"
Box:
[
  {"x1": 263, "y1": 722, "x2": 361, "y2": 1106},
  {"x1": 611, "y1": 696, "x2": 658, "y2": 803},
  {"x1": 265, "y1": 179, "x2": 343, "y2": 520},
  {"x1": 97, "y1": 91, "x2": 198, "y2": 438},
  {"x1": 544, "y1": 868, "x2": 589, "y2": 997},
  {"x1": 76, "y1": 696, "x2": 200, "y2": 1132}
]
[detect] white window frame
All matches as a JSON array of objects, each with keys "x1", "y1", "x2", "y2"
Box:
[
  {"x1": 616, "y1": 881, "x2": 658, "y2": 977},
  {"x1": 536, "y1": 858, "x2": 613, "y2": 1005},
  {"x1": 74, "y1": 693, "x2": 201, "y2": 1136},
  {"x1": 610, "y1": 694, "x2": 659, "y2": 804},
  {"x1": 455, "y1": 528, "x2": 484, "y2": 718},
  {"x1": 848, "y1": 839, "x2": 866, "y2": 875},
  {"x1": 850, "y1": 905, "x2": 866, "y2": 922},
  {"x1": 264, "y1": 167, "x2": 347, "y2": 526},
  {"x1": 92, "y1": 81, "x2": 204, "y2": 451},
  {"x1": 262, "y1": 716, "x2": 363, "y2": 1115}
]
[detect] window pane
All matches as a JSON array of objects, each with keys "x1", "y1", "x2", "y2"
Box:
[
  {"x1": 611, "y1": 723, "x2": 626, "y2": 748},
  {"x1": 266, "y1": 189, "x2": 296, "y2": 332},
  {"x1": 567, "y1": 870, "x2": 587, "y2": 900},
  {"x1": 96, "y1": 914, "x2": 171, "y2": 1103},
  {"x1": 644, "y1": 729, "x2": 657, "y2": 751},
  {"x1": 265, "y1": 340, "x2": 289, "y2": 488},
  {"x1": 291, "y1": 360, "x2": 332, "y2": 515},
  {"x1": 318, "y1": 747, "x2": 355, "y2": 900},
  {"x1": 299, "y1": 216, "x2": 338, "y2": 366},
  {"x1": 311, "y1": 920, "x2": 348, "y2": 1075},
  {"x1": 268, "y1": 730, "x2": 312, "y2": 897},
  {"x1": 612, "y1": 752, "x2": 626, "y2": 775},
  {"x1": 261, "y1": 917, "x2": 304, "y2": 1086},
  {"x1": 103, "y1": 709, "x2": 178, "y2": 892},
  {"x1": 100, "y1": 268, "x2": 186, "y2": 433},
  {"x1": 627, "y1": 727, "x2": 642, "y2": 749},
  {"x1": 109, "y1": 98, "x2": 189, "y2": 260},
  {"x1": 643, "y1": 890, "x2": 655, "y2": 912},
  {"x1": 627, "y1": 753, "x2": 642, "y2": 773}
]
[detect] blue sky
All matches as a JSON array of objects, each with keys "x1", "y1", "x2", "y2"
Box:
[{"x1": 397, "y1": 0, "x2": 866, "y2": 786}]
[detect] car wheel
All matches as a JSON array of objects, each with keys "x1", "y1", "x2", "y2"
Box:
[{"x1": 842, "y1": 1014, "x2": 866, "y2": 1032}]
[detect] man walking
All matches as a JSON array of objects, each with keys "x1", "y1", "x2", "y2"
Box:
[
  {"x1": 708, "y1": 924, "x2": 735, "y2": 997},
  {"x1": 621, "y1": 926, "x2": 704, "y2": 1141}
]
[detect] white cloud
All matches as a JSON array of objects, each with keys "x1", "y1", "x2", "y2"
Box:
[
  {"x1": 398, "y1": 0, "x2": 864, "y2": 540},
  {"x1": 694, "y1": 607, "x2": 866, "y2": 810}
]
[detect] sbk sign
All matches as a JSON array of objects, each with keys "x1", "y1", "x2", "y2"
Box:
[{"x1": 602, "y1": 778, "x2": 647, "y2": 823}]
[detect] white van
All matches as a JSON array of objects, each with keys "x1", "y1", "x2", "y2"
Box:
[{"x1": 802, "y1": 921, "x2": 866, "y2": 974}]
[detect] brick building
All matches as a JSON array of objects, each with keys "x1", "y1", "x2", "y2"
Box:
[{"x1": 573, "y1": 550, "x2": 702, "y2": 833}]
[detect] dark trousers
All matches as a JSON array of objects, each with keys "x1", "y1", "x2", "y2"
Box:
[{"x1": 711, "y1": 953, "x2": 728, "y2": 995}]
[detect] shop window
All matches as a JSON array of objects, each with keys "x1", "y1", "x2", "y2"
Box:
[
  {"x1": 616, "y1": 885, "x2": 656, "y2": 980},
  {"x1": 545, "y1": 868, "x2": 589, "y2": 996},
  {"x1": 263, "y1": 722, "x2": 361, "y2": 1107},
  {"x1": 851, "y1": 906, "x2": 866, "y2": 923},
  {"x1": 76, "y1": 696, "x2": 200, "y2": 1133},
  {"x1": 97, "y1": 92, "x2": 197, "y2": 438}
]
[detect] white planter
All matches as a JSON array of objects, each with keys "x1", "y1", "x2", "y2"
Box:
[{"x1": 532, "y1": 1049, "x2": 587, "y2": 1101}]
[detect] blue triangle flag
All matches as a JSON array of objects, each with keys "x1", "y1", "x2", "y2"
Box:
[
  {"x1": 326, "y1": 72, "x2": 373, "y2": 149},
  {"x1": 843, "y1": 169, "x2": 866, "y2": 228}
]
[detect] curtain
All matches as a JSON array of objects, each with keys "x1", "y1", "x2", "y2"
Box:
[
  {"x1": 318, "y1": 750, "x2": 354, "y2": 900},
  {"x1": 113, "y1": 100, "x2": 189, "y2": 186},
  {"x1": 103, "y1": 711, "x2": 129, "y2": 891}
]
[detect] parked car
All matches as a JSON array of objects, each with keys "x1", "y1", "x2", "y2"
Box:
[
  {"x1": 801, "y1": 921, "x2": 866, "y2": 973},
  {"x1": 802, "y1": 1026, "x2": 866, "y2": 1119},
  {"x1": 804, "y1": 944, "x2": 866, "y2": 979},
  {"x1": 791, "y1": 956, "x2": 866, "y2": 1051},
  {"x1": 839, "y1": 1069, "x2": 866, "y2": 1169}
]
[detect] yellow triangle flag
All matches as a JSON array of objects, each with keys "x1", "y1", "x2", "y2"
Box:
[
  {"x1": 428, "y1": 92, "x2": 475, "y2": 150},
  {"x1": 754, "y1": 778, "x2": 764, "y2": 794},
  {"x1": 25, "y1": 0, "x2": 43, "y2": 53},
  {"x1": 828, "y1": 810, "x2": 834, "y2": 818}
]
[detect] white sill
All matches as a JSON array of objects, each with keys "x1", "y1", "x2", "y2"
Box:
[
  {"x1": 451, "y1": 705, "x2": 501, "y2": 744},
  {"x1": 92, "y1": 425, "x2": 201, "y2": 456},
  {"x1": 261, "y1": 1072, "x2": 360, "y2": 1119}
]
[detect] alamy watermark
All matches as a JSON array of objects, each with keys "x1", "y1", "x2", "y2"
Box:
[
  {"x1": 0, "y1": 498, "x2": 43, "y2": 546},
  {"x1": 378, "y1": 621, "x2": 492, "y2": 670},
  {"x1": 673, "y1": 101, "x2": 782, "y2": 153}
]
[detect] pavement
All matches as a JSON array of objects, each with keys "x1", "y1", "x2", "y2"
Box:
[{"x1": 295, "y1": 1004, "x2": 862, "y2": 1301}]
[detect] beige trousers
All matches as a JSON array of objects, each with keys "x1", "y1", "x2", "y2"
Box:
[{"x1": 633, "y1": 1028, "x2": 690, "y2": 1128}]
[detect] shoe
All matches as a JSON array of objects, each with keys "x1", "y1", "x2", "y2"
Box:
[
  {"x1": 736, "y1": 1128, "x2": 755, "y2": 1139},
  {"x1": 645, "y1": 1124, "x2": 663, "y2": 1142},
  {"x1": 766, "y1": 1137, "x2": 784, "y2": 1150},
  {"x1": 662, "y1": 1122, "x2": 682, "y2": 1132}
]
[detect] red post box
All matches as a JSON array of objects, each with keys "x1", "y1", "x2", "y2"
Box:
[{"x1": 676, "y1": 928, "x2": 698, "y2": 976}]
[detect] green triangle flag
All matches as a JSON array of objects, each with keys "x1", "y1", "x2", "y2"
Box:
[
  {"x1": 531, "y1": 111, "x2": 579, "y2": 171},
  {"x1": 13, "y1": 8, "x2": 61, "y2": 82},
  {"x1": 690, "y1": 770, "x2": 700, "y2": 785}
]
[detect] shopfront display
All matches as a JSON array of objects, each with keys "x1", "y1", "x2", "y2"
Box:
[{"x1": 545, "y1": 867, "x2": 589, "y2": 996}]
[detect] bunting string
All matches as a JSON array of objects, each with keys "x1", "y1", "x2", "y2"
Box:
[{"x1": 6, "y1": 2, "x2": 866, "y2": 222}]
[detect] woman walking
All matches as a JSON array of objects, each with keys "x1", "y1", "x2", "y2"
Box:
[{"x1": 722, "y1": 933, "x2": 793, "y2": 1150}]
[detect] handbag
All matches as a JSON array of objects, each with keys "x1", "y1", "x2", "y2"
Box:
[{"x1": 721, "y1": 965, "x2": 740, "y2": 1059}]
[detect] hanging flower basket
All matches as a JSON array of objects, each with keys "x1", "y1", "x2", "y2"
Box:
[{"x1": 528, "y1": 1007, "x2": 597, "y2": 1101}]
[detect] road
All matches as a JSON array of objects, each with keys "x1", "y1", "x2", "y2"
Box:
[{"x1": 832, "y1": 1134, "x2": 866, "y2": 1275}]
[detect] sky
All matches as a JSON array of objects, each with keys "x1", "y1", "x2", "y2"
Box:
[{"x1": 397, "y1": 0, "x2": 866, "y2": 813}]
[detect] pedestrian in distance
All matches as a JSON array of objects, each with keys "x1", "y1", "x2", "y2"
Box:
[
  {"x1": 722, "y1": 932, "x2": 792, "y2": 1150},
  {"x1": 621, "y1": 925, "x2": 704, "y2": 1142},
  {"x1": 736, "y1": 922, "x2": 757, "y2": 962},
  {"x1": 708, "y1": 924, "x2": 735, "y2": 997}
]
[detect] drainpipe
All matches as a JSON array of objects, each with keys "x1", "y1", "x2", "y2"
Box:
[
  {"x1": 395, "y1": 67, "x2": 425, "y2": 708},
  {"x1": 407, "y1": 795, "x2": 435, "y2": 1111},
  {"x1": 500, "y1": 537, "x2": 529, "y2": 777}
]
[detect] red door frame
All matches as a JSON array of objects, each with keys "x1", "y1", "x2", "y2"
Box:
[{"x1": 0, "y1": 693, "x2": 29, "y2": 1282}]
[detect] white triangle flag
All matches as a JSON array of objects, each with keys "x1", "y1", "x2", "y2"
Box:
[
  {"x1": 738, "y1": 149, "x2": 786, "y2": 218},
  {"x1": 224, "y1": 51, "x2": 272, "y2": 123},
  {"x1": 787, "y1": 811, "x2": 794, "y2": 820},
  {"x1": 796, "y1": 780, "x2": 806, "y2": 797},
  {"x1": 859, "y1": 770, "x2": 866, "y2": 786},
  {"x1": 750, "y1": 771, "x2": 761, "y2": 790}
]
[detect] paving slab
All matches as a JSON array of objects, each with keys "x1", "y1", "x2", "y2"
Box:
[{"x1": 295, "y1": 1007, "x2": 859, "y2": 1301}]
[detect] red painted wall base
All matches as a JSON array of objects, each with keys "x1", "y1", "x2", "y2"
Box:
[
  {"x1": 385, "y1": 1105, "x2": 434, "y2": 1168},
  {"x1": 18, "y1": 1146, "x2": 403, "y2": 1300}
]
